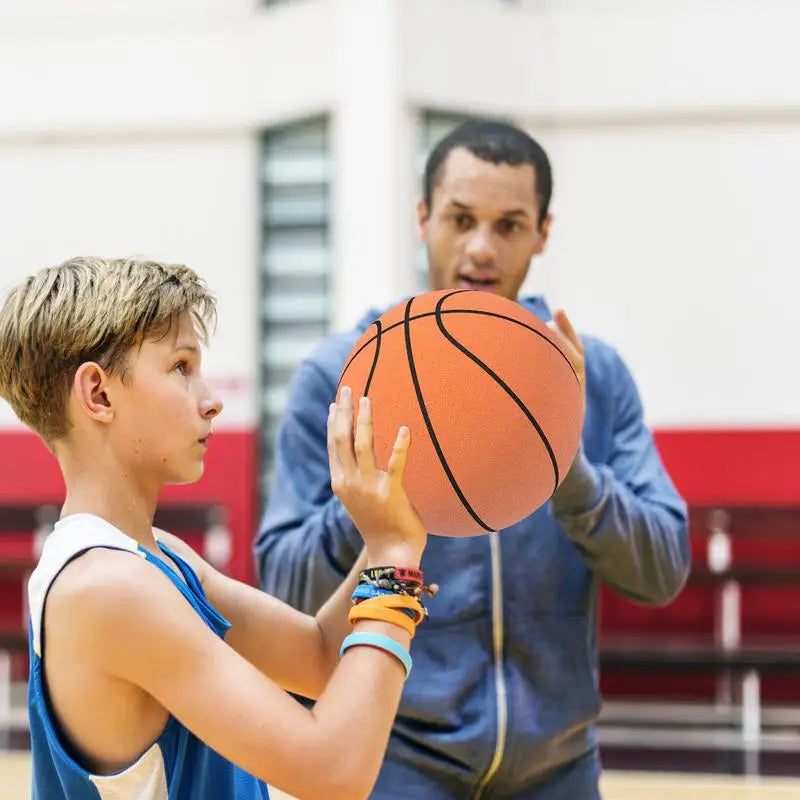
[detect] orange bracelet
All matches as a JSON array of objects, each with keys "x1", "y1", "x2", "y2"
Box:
[
  {"x1": 349, "y1": 603, "x2": 416, "y2": 638},
  {"x1": 356, "y1": 593, "x2": 426, "y2": 625}
]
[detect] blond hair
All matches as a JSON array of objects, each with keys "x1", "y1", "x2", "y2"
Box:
[{"x1": 0, "y1": 256, "x2": 216, "y2": 444}]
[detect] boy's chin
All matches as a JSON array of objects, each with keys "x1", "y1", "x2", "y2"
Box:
[{"x1": 165, "y1": 462, "x2": 205, "y2": 486}]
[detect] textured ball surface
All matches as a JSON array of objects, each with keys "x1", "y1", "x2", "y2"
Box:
[{"x1": 338, "y1": 289, "x2": 584, "y2": 536}]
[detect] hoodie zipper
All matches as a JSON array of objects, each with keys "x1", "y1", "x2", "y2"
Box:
[{"x1": 475, "y1": 531, "x2": 508, "y2": 798}]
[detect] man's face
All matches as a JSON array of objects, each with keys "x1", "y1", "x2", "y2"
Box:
[{"x1": 418, "y1": 147, "x2": 551, "y2": 301}]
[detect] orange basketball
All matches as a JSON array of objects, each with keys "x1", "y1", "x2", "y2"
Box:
[{"x1": 338, "y1": 289, "x2": 584, "y2": 536}]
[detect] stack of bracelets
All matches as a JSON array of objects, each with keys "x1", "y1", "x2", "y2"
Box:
[{"x1": 339, "y1": 566, "x2": 438, "y2": 680}]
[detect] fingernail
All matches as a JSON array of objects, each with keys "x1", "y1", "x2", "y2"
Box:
[
  {"x1": 341, "y1": 386, "x2": 351, "y2": 400},
  {"x1": 399, "y1": 426, "x2": 409, "y2": 437},
  {"x1": 359, "y1": 396, "x2": 369, "y2": 410}
]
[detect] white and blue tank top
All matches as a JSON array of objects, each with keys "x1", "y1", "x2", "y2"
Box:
[{"x1": 27, "y1": 513, "x2": 270, "y2": 800}]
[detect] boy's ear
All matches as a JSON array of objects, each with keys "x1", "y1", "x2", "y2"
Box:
[{"x1": 73, "y1": 362, "x2": 114, "y2": 424}]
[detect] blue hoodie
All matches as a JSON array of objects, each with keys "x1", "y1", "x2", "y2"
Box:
[{"x1": 255, "y1": 295, "x2": 689, "y2": 799}]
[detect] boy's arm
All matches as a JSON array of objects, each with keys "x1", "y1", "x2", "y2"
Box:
[
  {"x1": 160, "y1": 530, "x2": 368, "y2": 699},
  {"x1": 72, "y1": 390, "x2": 425, "y2": 799},
  {"x1": 67, "y1": 553, "x2": 407, "y2": 800}
]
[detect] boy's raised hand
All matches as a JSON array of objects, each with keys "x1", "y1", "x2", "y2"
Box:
[{"x1": 328, "y1": 386, "x2": 427, "y2": 567}]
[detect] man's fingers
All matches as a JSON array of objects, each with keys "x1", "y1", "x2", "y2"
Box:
[
  {"x1": 548, "y1": 308, "x2": 581, "y2": 350},
  {"x1": 552, "y1": 309, "x2": 582, "y2": 353},
  {"x1": 547, "y1": 319, "x2": 578, "y2": 357},
  {"x1": 547, "y1": 311, "x2": 584, "y2": 390}
]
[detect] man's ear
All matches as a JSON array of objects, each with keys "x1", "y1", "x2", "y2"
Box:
[
  {"x1": 533, "y1": 213, "x2": 554, "y2": 256},
  {"x1": 72, "y1": 362, "x2": 114, "y2": 424},
  {"x1": 416, "y1": 198, "x2": 431, "y2": 243}
]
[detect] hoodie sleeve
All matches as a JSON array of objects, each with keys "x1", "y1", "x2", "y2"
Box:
[
  {"x1": 254, "y1": 357, "x2": 362, "y2": 614},
  {"x1": 550, "y1": 347, "x2": 690, "y2": 606}
]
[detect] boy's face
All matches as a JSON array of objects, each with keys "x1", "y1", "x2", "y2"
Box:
[
  {"x1": 418, "y1": 147, "x2": 551, "y2": 301},
  {"x1": 108, "y1": 312, "x2": 222, "y2": 486}
]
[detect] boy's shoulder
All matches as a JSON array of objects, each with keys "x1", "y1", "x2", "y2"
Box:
[
  {"x1": 46, "y1": 545, "x2": 155, "y2": 604},
  {"x1": 30, "y1": 518, "x2": 131, "y2": 648},
  {"x1": 30, "y1": 516, "x2": 190, "y2": 658},
  {"x1": 40, "y1": 544, "x2": 171, "y2": 650}
]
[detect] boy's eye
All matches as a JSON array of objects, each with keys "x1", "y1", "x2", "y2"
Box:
[{"x1": 174, "y1": 361, "x2": 189, "y2": 376}]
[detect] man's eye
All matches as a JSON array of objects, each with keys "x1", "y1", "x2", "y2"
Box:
[
  {"x1": 498, "y1": 219, "x2": 521, "y2": 234},
  {"x1": 452, "y1": 214, "x2": 473, "y2": 230}
]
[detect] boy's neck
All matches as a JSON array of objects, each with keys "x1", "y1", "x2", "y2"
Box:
[
  {"x1": 58, "y1": 450, "x2": 161, "y2": 551},
  {"x1": 61, "y1": 493, "x2": 159, "y2": 551}
]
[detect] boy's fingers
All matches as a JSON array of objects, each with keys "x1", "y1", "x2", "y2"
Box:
[
  {"x1": 327, "y1": 402, "x2": 343, "y2": 483},
  {"x1": 333, "y1": 386, "x2": 357, "y2": 473},
  {"x1": 386, "y1": 426, "x2": 411, "y2": 480},
  {"x1": 354, "y1": 396, "x2": 377, "y2": 474}
]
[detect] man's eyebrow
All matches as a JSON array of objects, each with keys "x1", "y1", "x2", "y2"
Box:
[{"x1": 447, "y1": 200, "x2": 530, "y2": 218}]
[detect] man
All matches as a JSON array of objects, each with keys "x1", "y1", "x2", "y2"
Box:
[{"x1": 255, "y1": 121, "x2": 690, "y2": 798}]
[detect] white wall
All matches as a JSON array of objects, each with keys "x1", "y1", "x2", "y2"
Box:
[
  {"x1": 0, "y1": 1, "x2": 336, "y2": 138},
  {"x1": 529, "y1": 0, "x2": 800, "y2": 118},
  {"x1": 0, "y1": 0, "x2": 257, "y2": 35},
  {"x1": 331, "y1": 0, "x2": 419, "y2": 330},
  {"x1": 0, "y1": 134, "x2": 259, "y2": 429},
  {"x1": 403, "y1": 0, "x2": 800, "y2": 118},
  {"x1": 531, "y1": 120, "x2": 800, "y2": 427},
  {"x1": 403, "y1": 0, "x2": 800, "y2": 428},
  {"x1": 0, "y1": 0, "x2": 797, "y2": 431}
]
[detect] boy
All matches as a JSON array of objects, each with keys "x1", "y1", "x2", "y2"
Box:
[{"x1": 0, "y1": 256, "x2": 428, "y2": 799}]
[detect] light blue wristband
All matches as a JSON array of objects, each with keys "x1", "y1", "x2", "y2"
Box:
[{"x1": 339, "y1": 632, "x2": 412, "y2": 680}]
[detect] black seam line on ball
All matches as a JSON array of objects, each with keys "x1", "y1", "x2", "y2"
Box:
[
  {"x1": 336, "y1": 320, "x2": 382, "y2": 393},
  {"x1": 435, "y1": 293, "x2": 560, "y2": 493},
  {"x1": 340, "y1": 307, "x2": 578, "y2": 388},
  {"x1": 403, "y1": 295, "x2": 495, "y2": 533},
  {"x1": 363, "y1": 320, "x2": 382, "y2": 396}
]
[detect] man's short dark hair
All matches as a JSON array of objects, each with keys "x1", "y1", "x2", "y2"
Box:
[{"x1": 423, "y1": 120, "x2": 553, "y2": 226}]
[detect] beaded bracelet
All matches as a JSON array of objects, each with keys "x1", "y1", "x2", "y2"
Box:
[
  {"x1": 340, "y1": 632, "x2": 412, "y2": 680},
  {"x1": 358, "y1": 566, "x2": 439, "y2": 601},
  {"x1": 360, "y1": 566, "x2": 424, "y2": 586}
]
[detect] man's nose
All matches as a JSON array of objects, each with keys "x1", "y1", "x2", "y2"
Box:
[{"x1": 464, "y1": 225, "x2": 497, "y2": 265}]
